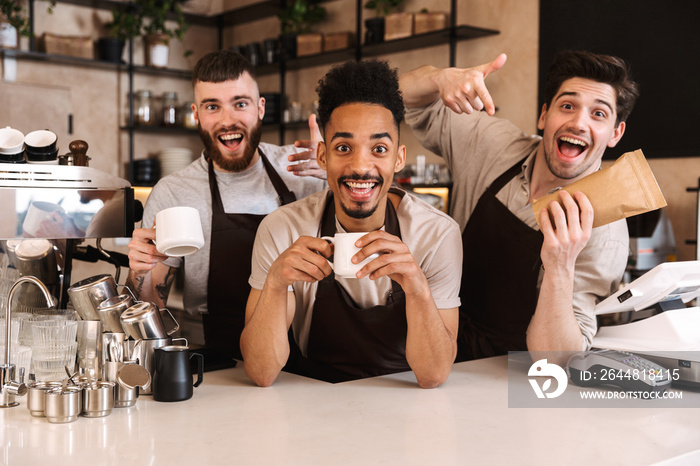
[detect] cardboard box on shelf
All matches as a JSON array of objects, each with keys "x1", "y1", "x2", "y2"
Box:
[
  {"x1": 384, "y1": 13, "x2": 414, "y2": 41},
  {"x1": 323, "y1": 31, "x2": 353, "y2": 52},
  {"x1": 296, "y1": 33, "x2": 323, "y2": 56},
  {"x1": 414, "y1": 12, "x2": 448, "y2": 34},
  {"x1": 42, "y1": 33, "x2": 94, "y2": 59}
]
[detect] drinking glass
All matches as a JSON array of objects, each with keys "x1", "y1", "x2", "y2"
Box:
[
  {"x1": 32, "y1": 320, "x2": 78, "y2": 345},
  {"x1": 32, "y1": 341, "x2": 77, "y2": 382}
]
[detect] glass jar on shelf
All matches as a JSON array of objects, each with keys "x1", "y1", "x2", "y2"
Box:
[
  {"x1": 134, "y1": 90, "x2": 155, "y2": 126},
  {"x1": 182, "y1": 102, "x2": 197, "y2": 129},
  {"x1": 161, "y1": 92, "x2": 180, "y2": 127}
]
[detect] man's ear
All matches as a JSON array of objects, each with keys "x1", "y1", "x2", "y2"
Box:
[
  {"x1": 607, "y1": 121, "x2": 626, "y2": 148},
  {"x1": 394, "y1": 145, "x2": 406, "y2": 173},
  {"x1": 258, "y1": 97, "x2": 266, "y2": 121},
  {"x1": 318, "y1": 141, "x2": 327, "y2": 169},
  {"x1": 191, "y1": 102, "x2": 199, "y2": 124},
  {"x1": 537, "y1": 103, "x2": 548, "y2": 131},
  {"x1": 537, "y1": 104, "x2": 547, "y2": 131}
]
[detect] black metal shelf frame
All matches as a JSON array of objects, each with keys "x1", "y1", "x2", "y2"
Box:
[{"x1": 14, "y1": 0, "x2": 498, "y2": 182}]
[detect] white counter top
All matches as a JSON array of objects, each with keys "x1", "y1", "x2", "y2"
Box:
[{"x1": 2, "y1": 356, "x2": 700, "y2": 465}]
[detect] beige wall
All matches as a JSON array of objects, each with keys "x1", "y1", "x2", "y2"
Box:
[{"x1": 2, "y1": 0, "x2": 698, "y2": 260}]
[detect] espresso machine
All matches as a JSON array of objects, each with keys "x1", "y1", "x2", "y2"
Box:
[
  {"x1": 0, "y1": 158, "x2": 137, "y2": 407},
  {"x1": 0, "y1": 161, "x2": 137, "y2": 303}
]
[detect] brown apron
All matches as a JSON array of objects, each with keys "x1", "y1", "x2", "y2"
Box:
[
  {"x1": 203, "y1": 150, "x2": 297, "y2": 361},
  {"x1": 456, "y1": 158, "x2": 543, "y2": 361},
  {"x1": 293, "y1": 189, "x2": 410, "y2": 383}
]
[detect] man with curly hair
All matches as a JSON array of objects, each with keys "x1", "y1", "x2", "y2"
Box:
[{"x1": 241, "y1": 60, "x2": 462, "y2": 388}]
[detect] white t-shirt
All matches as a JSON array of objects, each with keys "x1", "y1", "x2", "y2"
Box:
[{"x1": 249, "y1": 188, "x2": 463, "y2": 353}]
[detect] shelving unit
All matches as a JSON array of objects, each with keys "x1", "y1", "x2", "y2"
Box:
[{"x1": 1, "y1": 0, "x2": 498, "y2": 183}]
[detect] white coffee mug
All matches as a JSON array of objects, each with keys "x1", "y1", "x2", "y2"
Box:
[
  {"x1": 155, "y1": 207, "x2": 205, "y2": 257},
  {"x1": 322, "y1": 232, "x2": 378, "y2": 278}
]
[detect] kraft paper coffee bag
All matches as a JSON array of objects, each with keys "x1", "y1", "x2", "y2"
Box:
[{"x1": 532, "y1": 149, "x2": 666, "y2": 229}]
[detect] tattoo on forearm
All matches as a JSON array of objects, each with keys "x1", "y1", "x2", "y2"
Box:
[
  {"x1": 126, "y1": 276, "x2": 145, "y2": 299},
  {"x1": 155, "y1": 268, "x2": 177, "y2": 304}
]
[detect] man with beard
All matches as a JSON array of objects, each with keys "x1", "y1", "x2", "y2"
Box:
[
  {"x1": 240, "y1": 60, "x2": 462, "y2": 388},
  {"x1": 398, "y1": 50, "x2": 639, "y2": 360},
  {"x1": 126, "y1": 50, "x2": 326, "y2": 362}
]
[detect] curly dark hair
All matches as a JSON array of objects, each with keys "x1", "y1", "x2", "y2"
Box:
[
  {"x1": 543, "y1": 50, "x2": 639, "y2": 126},
  {"x1": 192, "y1": 49, "x2": 256, "y2": 87},
  {"x1": 316, "y1": 59, "x2": 405, "y2": 134}
]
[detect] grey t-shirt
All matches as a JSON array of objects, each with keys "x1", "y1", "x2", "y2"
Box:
[
  {"x1": 142, "y1": 142, "x2": 327, "y2": 315},
  {"x1": 249, "y1": 188, "x2": 463, "y2": 354}
]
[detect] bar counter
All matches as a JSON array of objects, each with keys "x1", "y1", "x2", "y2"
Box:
[{"x1": 2, "y1": 355, "x2": 700, "y2": 465}]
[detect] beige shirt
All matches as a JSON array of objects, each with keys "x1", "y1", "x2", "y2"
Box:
[
  {"x1": 405, "y1": 99, "x2": 629, "y2": 348},
  {"x1": 250, "y1": 188, "x2": 463, "y2": 354}
]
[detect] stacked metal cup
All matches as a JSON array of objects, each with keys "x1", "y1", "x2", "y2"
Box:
[{"x1": 119, "y1": 302, "x2": 180, "y2": 395}]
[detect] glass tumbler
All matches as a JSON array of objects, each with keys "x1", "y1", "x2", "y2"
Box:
[
  {"x1": 31, "y1": 341, "x2": 78, "y2": 382},
  {"x1": 31, "y1": 320, "x2": 78, "y2": 345}
]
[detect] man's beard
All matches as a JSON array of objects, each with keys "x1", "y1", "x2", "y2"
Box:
[
  {"x1": 338, "y1": 174, "x2": 384, "y2": 219},
  {"x1": 199, "y1": 119, "x2": 263, "y2": 173}
]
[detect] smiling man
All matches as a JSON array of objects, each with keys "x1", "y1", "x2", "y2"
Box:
[
  {"x1": 240, "y1": 60, "x2": 462, "y2": 388},
  {"x1": 399, "y1": 50, "x2": 639, "y2": 359},
  {"x1": 126, "y1": 50, "x2": 326, "y2": 362}
]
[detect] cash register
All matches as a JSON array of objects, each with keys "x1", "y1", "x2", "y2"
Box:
[{"x1": 592, "y1": 261, "x2": 700, "y2": 389}]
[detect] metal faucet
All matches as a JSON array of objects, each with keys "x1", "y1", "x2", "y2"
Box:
[{"x1": 1, "y1": 276, "x2": 55, "y2": 408}]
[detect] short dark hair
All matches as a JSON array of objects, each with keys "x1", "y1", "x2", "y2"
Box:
[
  {"x1": 192, "y1": 49, "x2": 257, "y2": 87},
  {"x1": 543, "y1": 50, "x2": 639, "y2": 125},
  {"x1": 316, "y1": 59, "x2": 404, "y2": 134}
]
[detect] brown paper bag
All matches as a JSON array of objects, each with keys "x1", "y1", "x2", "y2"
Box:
[{"x1": 532, "y1": 149, "x2": 666, "y2": 229}]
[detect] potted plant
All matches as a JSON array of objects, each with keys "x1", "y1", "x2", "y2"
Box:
[
  {"x1": 98, "y1": 6, "x2": 142, "y2": 63},
  {"x1": 138, "y1": 0, "x2": 190, "y2": 68},
  {"x1": 278, "y1": 0, "x2": 326, "y2": 59},
  {"x1": 0, "y1": 0, "x2": 55, "y2": 48},
  {"x1": 363, "y1": 0, "x2": 403, "y2": 44}
]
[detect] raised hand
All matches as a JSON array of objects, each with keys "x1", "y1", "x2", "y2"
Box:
[
  {"x1": 288, "y1": 114, "x2": 327, "y2": 180},
  {"x1": 434, "y1": 53, "x2": 507, "y2": 115}
]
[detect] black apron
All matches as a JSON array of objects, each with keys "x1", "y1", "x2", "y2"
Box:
[
  {"x1": 203, "y1": 150, "x2": 297, "y2": 360},
  {"x1": 294, "y1": 190, "x2": 410, "y2": 383},
  {"x1": 456, "y1": 158, "x2": 543, "y2": 361}
]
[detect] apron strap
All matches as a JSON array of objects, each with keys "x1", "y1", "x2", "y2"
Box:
[
  {"x1": 486, "y1": 157, "x2": 529, "y2": 196},
  {"x1": 207, "y1": 155, "x2": 225, "y2": 215},
  {"x1": 259, "y1": 149, "x2": 297, "y2": 206}
]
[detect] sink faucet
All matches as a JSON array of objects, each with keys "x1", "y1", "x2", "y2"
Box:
[{"x1": 1, "y1": 276, "x2": 55, "y2": 408}]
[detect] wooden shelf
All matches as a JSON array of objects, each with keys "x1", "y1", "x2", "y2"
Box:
[
  {"x1": 1, "y1": 48, "x2": 124, "y2": 71},
  {"x1": 0, "y1": 48, "x2": 195, "y2": 79},
  {"x1": 253, "y1": 25, "x2": 499, "y2": 76},
  {"x1": 362, "y1": 25, "x2": 499, "y2": 57}
]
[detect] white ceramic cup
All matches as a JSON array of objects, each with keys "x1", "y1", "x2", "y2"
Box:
[
  {"x1": 155, "y1": 206, "x2": 205, "y2": 257},
  {"x1": 22, "y1": 201, "x2": 63, "y2": 236},
  {"x1": 0, "y1": 126, "x2": 25, "y2": 154},
  {"x1": 322, "y1": 232, "x2": 378, "y2": 278}
]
